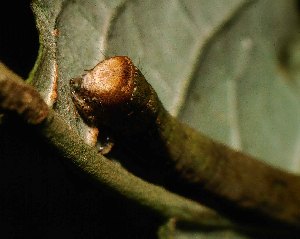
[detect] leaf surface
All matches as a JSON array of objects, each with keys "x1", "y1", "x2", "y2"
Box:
[{"x1": 31, "y1": 0, "x2": 300, "y2": 237}]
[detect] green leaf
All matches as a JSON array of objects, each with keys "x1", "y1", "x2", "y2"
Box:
[
  {"x1": 178, "y1": 0, "x2": 300, "y2": 172},
  {"x1": 31, "y1": 0, "x2": 254, "y2": 145},
  {"x1": 30, "y1": 0, "x2": 300, "y2": 237}
]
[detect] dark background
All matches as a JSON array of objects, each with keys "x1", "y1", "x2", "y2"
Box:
[{"x1": 0, "y1": 2, "x2": 38, "y2": 78}]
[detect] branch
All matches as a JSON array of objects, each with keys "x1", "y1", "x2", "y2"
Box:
[
  {"x1": 69, "y1": 56, "x2": 300, "y2": 232},
  {"x1": 0, "y1": 62, "x2": 232, "y2": 230}
]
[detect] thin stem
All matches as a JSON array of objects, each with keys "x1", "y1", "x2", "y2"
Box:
[{"x1": 69, "y1": 56, "x2": 300, "y2": 230}]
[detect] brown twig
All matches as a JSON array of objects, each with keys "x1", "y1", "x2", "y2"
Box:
[{"x1": 0, "y1": 63, "x2": 48, "y2": 124}]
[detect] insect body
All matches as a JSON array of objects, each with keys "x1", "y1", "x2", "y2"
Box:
[{"x1": 69, "y1": 56, "x2": 158, "y2": 135}]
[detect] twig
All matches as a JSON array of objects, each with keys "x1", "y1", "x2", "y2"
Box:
[{"x1": 69, "y1": 56, "x2": 300, "y2": 230}]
